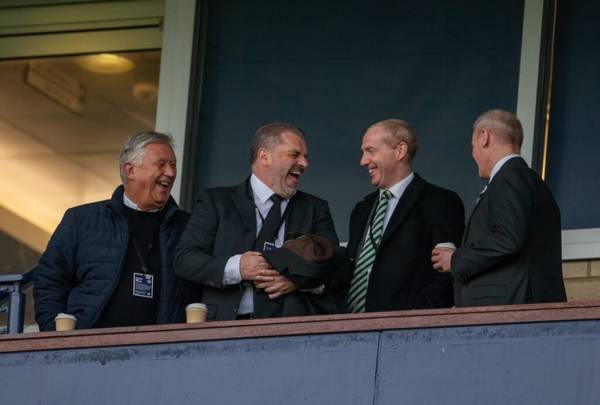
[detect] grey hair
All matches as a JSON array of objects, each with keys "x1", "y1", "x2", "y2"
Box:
[
  {"x1": 370, "y1": 119, "x2": 419, "y2": 160},
  {"x1": 119, "y1": 131, "x2": 174, "y2": 182},
  {"x1": 473, "y1": 109, "x2": 523, "y2": 147},
  {"x1": 249, "y1": 122, "x2": 305, "y2": 164}
]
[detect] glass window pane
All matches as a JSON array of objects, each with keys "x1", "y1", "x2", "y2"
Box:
[
  {"x1": 546, "y1": 2, "x2": 600, "y2": 230},
  {"x1": 0, "y1": 50, "x2": 161, "y2": 330}
]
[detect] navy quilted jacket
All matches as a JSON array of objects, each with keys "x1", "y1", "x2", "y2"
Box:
[{"x1": 33, "y1": 186, "x2": 196, "y2": 331}]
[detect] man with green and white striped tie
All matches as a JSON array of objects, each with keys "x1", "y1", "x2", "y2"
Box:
[{"x1": 345, "y1": 119, "x2": 465, "y2": 313}]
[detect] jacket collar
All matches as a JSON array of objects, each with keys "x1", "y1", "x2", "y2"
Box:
[
  {"x1": 462, "y1": 155, "x2": 525, "y2": 244},
  {"x1": 283, "y1": 190, "x2": 304, "y2": 234},
  {"x1": 379, "y1": 173, "x2": 426, "y2": 245},
  {"x1": 107, "y1": 185, "x2": 180, "y2": 221},
  {"x1": 230, "y1": 178, "x2": 259, "y2": 249},
  {"x1": 230, "y1": 177, "x2": 305, "y2": 247},
  {"x1": 354, "y1": 173, "x2": 426, "y2": 247},
  {"x1": 489, "y1": 154, "x2": 521, "y2": 183}
]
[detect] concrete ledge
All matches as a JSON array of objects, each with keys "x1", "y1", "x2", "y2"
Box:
[{"x1": 2, "y1": 300, "x2": 600, "y2": 353}]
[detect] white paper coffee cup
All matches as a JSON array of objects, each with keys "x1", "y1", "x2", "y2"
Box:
[
  {"x1": 54, "y1": 313, "x2": 77, "y2": 331},
  {"x1": 185, "y1": 303, "x2": 208, "y2": 323}
]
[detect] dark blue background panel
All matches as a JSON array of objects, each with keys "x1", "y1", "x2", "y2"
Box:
[
  {"x1": 193, "y1": 0, "x2": 523, "y2": 240},
  {"x1": 546, "y1": 1, "x2": 600, "y2": 229}
]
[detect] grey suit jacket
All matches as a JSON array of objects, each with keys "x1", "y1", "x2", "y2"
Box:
[
  {"x1": 451, "y1": 157, "x2": 566, "y2": 306},
  {"x1": 174, "y1": 179, "x2": 343, "y2": 320}
]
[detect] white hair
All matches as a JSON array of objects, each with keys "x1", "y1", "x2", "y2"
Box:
[{"x1": 119, "y1": 131, "x2": 174, "y2": 182}]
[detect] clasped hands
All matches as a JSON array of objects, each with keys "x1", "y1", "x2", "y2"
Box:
[
  {"x1": 431, "y1": 247, "x2": 454, "y2": 273},
  {"x1": 239, "y1": 251, "x2": 297, "y2": 299}
]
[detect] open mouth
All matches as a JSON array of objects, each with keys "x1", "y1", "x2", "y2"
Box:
[
  {"x1": 156, "y1": 179, "x2": 172, "y2": 191},
  {"x1": 286, "y1": 169, "x2": 303, "y2": 185}
]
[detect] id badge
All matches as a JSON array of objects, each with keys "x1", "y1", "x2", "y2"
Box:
[
  {"x1": 133, "y1": 272, "x2": 154, "y2": 298},
  {"x1": 263, "y1": 241, "x2": 276, "y2": 252}
]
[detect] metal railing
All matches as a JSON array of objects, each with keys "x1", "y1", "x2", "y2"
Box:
[{"x1": 0, "y1": 271, "x2": 33, "y2": 334}]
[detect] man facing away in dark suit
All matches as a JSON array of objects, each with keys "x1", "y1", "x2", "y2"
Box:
[
  {"x1": 175, "y1": 122, "x2": 345, "y2": 320},
  {"x1": 431, "y1": 109, "x2": 566, "y2": 306},
  {"x1": 345, "y1": 119, "x2": 465, "y2": 313}
]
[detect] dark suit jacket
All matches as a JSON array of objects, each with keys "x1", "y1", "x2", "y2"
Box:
[
  {"x1": 346, "y1": 174, "x2": 465, "y2": 311},
  {"x1": 174, "y1": 179, "x2": 345, "y2": 320},
  {"x1": 451, "y1": 157, "x2": 567, "y2": 307}
]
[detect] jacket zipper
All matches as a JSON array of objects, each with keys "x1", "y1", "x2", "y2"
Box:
[{"x1": 89, "y1": 209, "x2": 129, "y2": 327}]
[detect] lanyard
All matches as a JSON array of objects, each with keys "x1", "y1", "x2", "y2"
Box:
[
  {"x1": 246, "y1": 177, "x2": 290, "y2": 239},
  {"x1": 132, "y1": 237, "x2": 154, "y2": 273},
  {"x1": 253, "y1": 200, "x2": 289, "y2": 237}
]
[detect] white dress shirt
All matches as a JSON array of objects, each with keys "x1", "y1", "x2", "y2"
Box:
[
  {"x1": 489, "y1": 154, "x2": 521, "y2": 183},
  {"x1": 475, "y1": 154, "x2": 521, "y2": 197},
  {"x1": 222, "y1": 174, "x2": 288, "y2": 315},
  {"x1": 123, "y1": 192, "x2": 162, "y2": 212}
]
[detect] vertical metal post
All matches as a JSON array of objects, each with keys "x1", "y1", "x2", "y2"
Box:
[{"x1": 7, "y1": 282, "x2": 25, "y2": 334}]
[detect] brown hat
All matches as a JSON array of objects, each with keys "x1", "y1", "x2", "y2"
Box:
[
  {"x1": 281, "y1": 234, "x2": 333, "y2": 262},
  {"x1": 263, "y1": 234, "x2": 334, "y2": 289}
]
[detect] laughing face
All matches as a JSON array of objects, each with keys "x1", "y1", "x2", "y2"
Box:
[
  {"x1": 263, "y1": 131, "x2": 308, "y2": 199},
  {"x1": 124, "y1": 143, "x2": 176, "y2": 210},
  {"x1": 360, "y1": 126, "x2": 403, "y2": 190}
]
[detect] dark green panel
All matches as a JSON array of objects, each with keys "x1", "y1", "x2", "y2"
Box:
[{"x1": 190, "y1": 0, "x2": 524, "y2": 239}]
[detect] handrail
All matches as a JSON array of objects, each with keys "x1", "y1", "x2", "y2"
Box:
[{"x1": 0, "y1": 270, "x2": 34, "y2": 334}]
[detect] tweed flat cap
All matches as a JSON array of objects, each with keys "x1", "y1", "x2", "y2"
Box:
[{"x1": 263, "y1": 234, "x2": 334, "y2": 288}]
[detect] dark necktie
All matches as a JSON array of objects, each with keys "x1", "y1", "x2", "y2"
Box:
[{"x1": 254, "y1": 194, "x2": 284, "y2": 251}]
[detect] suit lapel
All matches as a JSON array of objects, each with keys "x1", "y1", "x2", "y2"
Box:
[
  {"x1": 380, "y1": 174, "x2": 426, "y2": 246},
  {"x1": 284, "y1": 194, "x2": 303, "y2": 238},
  {"x1": 354, "y1": 192, "x2": 378, "y2": 234},
  {"x1": 349, "y1": 192, "x2": 378, "y2": 261},
  {"x1": 231, "y1": 179, "x2": 258, "y2": 250},
  {"x1": 462, "y1": 157, "x2": 524, "y2": 243},
  {"x1": 462, "y1": 188, "x2": 486, "y2": 244}
]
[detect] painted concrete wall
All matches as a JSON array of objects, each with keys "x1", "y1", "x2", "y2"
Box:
[{"x1": 2, "y1": 319, "x2": 599, "y2": 404}]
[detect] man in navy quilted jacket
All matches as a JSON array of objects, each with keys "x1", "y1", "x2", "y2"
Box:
[{"x1": 33, "y1": 131, "x2": 199, "y2": 331}]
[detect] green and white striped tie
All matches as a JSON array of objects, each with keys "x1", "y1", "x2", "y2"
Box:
[{"x1": 347, "y1": 190, "x2": 391, "y2": 313}]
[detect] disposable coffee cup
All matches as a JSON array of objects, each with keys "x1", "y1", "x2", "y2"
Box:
[
  {"x1": 54, "y1": 313, "x2": 77, "y2": 331},
  {"x1": 186, "y1": 303, "x2": 208, "y2": 323},
  {"x1": 435, "y1": 242, "x2": 457, "y2": 251}
]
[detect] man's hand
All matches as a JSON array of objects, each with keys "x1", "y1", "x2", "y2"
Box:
[
  {"x1": 255, "y1": 275, "x2": 298, "y2": 299},
  {"x1": 239, "y1": 251, "x2": 278, "y2": 281},
  {"x1": 431, "y1": 248, "x2": 454, "y2": 273}
]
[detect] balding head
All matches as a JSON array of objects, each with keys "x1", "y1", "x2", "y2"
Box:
[
  {"x1": 369, "y1": 119, "x2": 419, "y2": 161},
  {"x1": 471, "y1": 109, "x2": 523, "y2": 180},
  {"x1": 473, "y1": 109, "x2": 523, "y2": 148}
]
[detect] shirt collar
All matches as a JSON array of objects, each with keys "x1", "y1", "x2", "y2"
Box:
[
  {"x1": 383, "y1": 172, "x2": 414, "y2": 199},
  {"x1": 123, "y1": 192, "x2": 161, "y2": 212},
  {"x1": 489, "y1": 154, "x2": 520, "y2": 182},
  {"x1": 250, "y1": 174, "x2": 281, "y2": 204}
]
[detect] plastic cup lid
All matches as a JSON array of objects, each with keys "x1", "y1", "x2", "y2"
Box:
[
  {"x1": 55, "y1": 313, "x2": 77, "y2": 321},
  {"x1": 186, "y1": 303, "x2": 208, "y2": 310}
]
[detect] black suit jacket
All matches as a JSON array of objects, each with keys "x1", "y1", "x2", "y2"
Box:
[
  {"x1": 346, "y1": 174, "x2": 465, "y2": 311},
  {"x1": 174, "y1": 179, "x2": 344, "y2": 320},
  {"x1": 451, "y1": 157, "x2": 566, "y2": 306}
]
